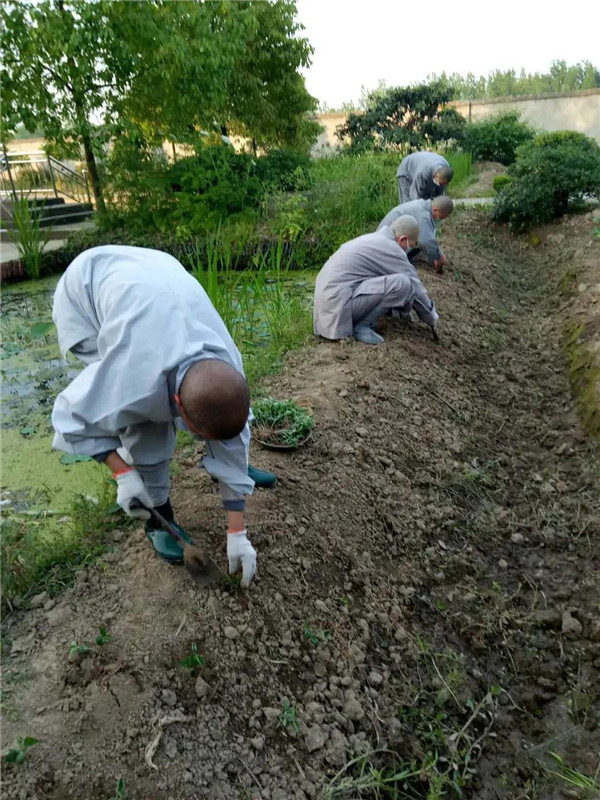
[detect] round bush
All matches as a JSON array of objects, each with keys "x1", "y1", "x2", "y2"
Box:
[
  {"x1": 462, "y1": 110, "x2": 535, "y2": 165},
  {"x1": 491, "y1": 130, "x2": 600, "y2": 229}
]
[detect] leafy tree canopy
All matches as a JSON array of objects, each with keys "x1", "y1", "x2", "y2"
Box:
[
  {"x1": 336, "y1": 82, "x2": 465, "y2": 152},
  {"x1": 1, "y1": 0, "x2": 318, "y2": 207}
]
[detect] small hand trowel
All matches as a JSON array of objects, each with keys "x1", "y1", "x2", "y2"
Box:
[{"x1": 131, "y1": 499, "x2": 220, "y2": 588}]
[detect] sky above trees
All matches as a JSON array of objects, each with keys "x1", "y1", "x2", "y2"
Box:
[{"x1": 296, "y1": 0, "x2": 599, "y2": 109}]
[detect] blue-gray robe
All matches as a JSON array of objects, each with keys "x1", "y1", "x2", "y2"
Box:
[
  {"x1": 396, "y1": 152, "x2": 450, "y2": 202},
  {"x1": 313, "y1": 228, "x2": 438, "y2": 340},
  {"x1": 377, "y1": 199, "x2": 442, "y2": 263}
]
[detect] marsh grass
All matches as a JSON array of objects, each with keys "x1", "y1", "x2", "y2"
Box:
[
  {"x1": 446, "y1": 151, "x2": 474, "y2": 197},
  {"x1": 188, "y1": 232, "x2": 313, "y2": 387},
  {"x1": 7, "y1": 195, "x2": 52, "y2": 280}
]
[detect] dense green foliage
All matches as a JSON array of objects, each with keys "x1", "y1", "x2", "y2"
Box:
[
  {"x1": 26, "y1": 149, "x2": 471, "y2": 280},
  {"x1": 491, "y1": 131, "x2": 600, "y2": 228},
  {"x1": 428, "y1": 60, "x2": 600, "y2": 100},
  {"x1": 461, "y1": 111, "x2": 536, "y2": 165},
  {"x1": 1, "y1": 0, "x2": 318, "y2": 209},
  {"x1": 336, "y1": 82, "x2": 465, "y2": 152},
  {"x1": 103, "y1": 144, "x2": 313, "y2": 238}
]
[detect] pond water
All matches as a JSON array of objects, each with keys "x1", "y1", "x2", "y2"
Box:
[{"x1": 1, "y1": 276, "x2": 105, "y2": 512}]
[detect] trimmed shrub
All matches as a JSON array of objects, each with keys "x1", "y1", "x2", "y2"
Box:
[
  {"x1": 462, "y1": 110, "x2": 535, "y2": 165},
  {"x1": 492, "y1": 174, "x2": 513, "y2": 192},
  {"x1": 491, "y1": 130, "x2": 600, "y2": 229}
]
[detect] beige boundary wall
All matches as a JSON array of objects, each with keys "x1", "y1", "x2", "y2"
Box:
[
  {"x1": 451, "y1": 89, "x2": 600, "y2": 141},
  {"x1": 312, "y1": 89, "x2": 600, "y2": 156}
]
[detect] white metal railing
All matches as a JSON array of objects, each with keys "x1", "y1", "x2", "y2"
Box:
[{"x1": 0, "y1": 146, "x2": 92, "y2": 206}]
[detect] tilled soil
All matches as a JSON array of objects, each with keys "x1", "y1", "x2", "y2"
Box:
[{"x1": 2, "y1": 210, "x2": 599, "y2": 800}]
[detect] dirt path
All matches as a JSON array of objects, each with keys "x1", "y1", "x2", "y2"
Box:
[{"x1": 2, "y1": 210, "x2": 599, "y2": 800}]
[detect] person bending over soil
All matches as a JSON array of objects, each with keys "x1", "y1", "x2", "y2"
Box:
[
  {"x1": 313, "y1": 216, "x2": 439, "y2": 346},
  {"x1": 52, "y1": 245, "x2": 277, "y2": 587},
  {"x1": 396, "y1": 151, "x2": 453, "y2": 203},
  {"x1": 378, "y1": 196, "x2": 454, "y2": 273}
]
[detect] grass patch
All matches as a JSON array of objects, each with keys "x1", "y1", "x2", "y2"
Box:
[
  {"x1": 446, "y1": 151, "x2": 474, "y2": 197},
  {"x1": 326, "y1": 682, "x2": 503, "y2": 798},
  {"x1": 547, "y1": 752, "x2": 599, "y2": 798},
  {"x1": 0, "y1": 475, "x2": 134, "y2": 614},
  {"x1": 325, "y1": 632, "x2": 504, "y2": 797},
  {"x1": 563, "y1": 321, "x2": 600, "y2": 440}
]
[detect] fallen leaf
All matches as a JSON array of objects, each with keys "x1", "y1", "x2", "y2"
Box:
[{"x1": 60, "y1": 453, "x2": 92, "y2": 465}]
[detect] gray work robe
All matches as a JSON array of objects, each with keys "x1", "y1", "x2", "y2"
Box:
[
  {"x1": 313, "y1": 227, "x2": 438, "y2": 340},
  {"x1": 396, "y1": 152, "x2": 449, "y2": 202},
  {"x1": 377, "y1": 199, "x2": 441, "y2": 263},
  {"x1": 51, "y1": 245, "x2": 254, "y2": 510}
]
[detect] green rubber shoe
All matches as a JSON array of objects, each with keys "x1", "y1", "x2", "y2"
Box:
[
  {"x1": 144, "y1": 520, "x2": 193, "y2": 564},
  {"x1": 248, "y1": 463, "x2": 277, "y2": 488}
]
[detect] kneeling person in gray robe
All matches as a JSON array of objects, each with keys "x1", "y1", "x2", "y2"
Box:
[
  {"x1": 314, "y1": 216, "x2": 439, "y2": 345},
  {"x1": 396, "y1": 151, "x2": 453, "y2": 204},
  {"x1": 52, "y1": 245, "x2": 274, "y2": 587},
  {"x1": 378, "y1": 196, "x2": 454, "y2": 272}
]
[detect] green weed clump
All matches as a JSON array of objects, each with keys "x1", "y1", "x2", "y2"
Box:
[
  {"x1": 278, "y1": 700, "x2": 300, "y2": 734},
  {"x1": 179, "y1": 642, "x2": 205, "y2": 673},
  {"x1": 7, "y1": 195, "x2": 52, "y2": 280},
  {"x1": 445, "y1": 151, "x2": 474, "y2": 196},
  {"x1": 251, "y1": 397, "x2": 314, "y2": 448},
  {"x1": 0, "y1": 475, "x2": 133, "y2": 614},
  {"x1": 4, "y1": 736, "x2": 39, "y2": 765}
]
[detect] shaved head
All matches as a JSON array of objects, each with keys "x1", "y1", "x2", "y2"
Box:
[
  {"x1": 432, "y1": 195, "x2": 454, "y2": 218},
  {"x1": 435, "y1": 165, "x2": 454, "y2": 184},
  {"x1": 390, "y1": 214, "x2": 419, "y2": 242},
  {"x1": 179, "y1": 359, "x2": 250, "y2": 440}
]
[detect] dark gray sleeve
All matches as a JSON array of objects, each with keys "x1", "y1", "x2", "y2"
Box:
[{"x1": 92, "y1": 450, "x2": 114, "y2": 464}]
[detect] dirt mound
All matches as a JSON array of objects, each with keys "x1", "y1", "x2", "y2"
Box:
[{"x1": 2, "y1": 210, "x2": 599, "y2": 800}]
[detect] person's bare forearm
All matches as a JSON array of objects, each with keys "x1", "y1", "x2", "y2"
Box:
[
  {"x1": 227, "y1": 510, "x2": 245, "y2": 532},
  {"x1": 103, "y1": 451, "x2": 131, "y2": 475}
]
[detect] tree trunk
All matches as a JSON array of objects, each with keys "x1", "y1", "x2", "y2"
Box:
[
  {"x1": 81, "y1": 134, "x2": 105, "y2": 213},
  {"x1": 252, "y1": 137, "x2": 257, "y2": 157}
]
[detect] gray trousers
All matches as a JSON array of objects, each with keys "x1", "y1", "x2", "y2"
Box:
[
  {"x1": 397, "y1": 176, "x2": 412, "y2": 204},
  {"x1": 350, "y1": 274, "x2": 414, "y2": 325},
  {"x1": 70, "y1": 337, "x2": 172, "y2": 505}
]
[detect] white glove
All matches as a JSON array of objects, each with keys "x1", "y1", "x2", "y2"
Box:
[
  {"x1": 114, "y1": 469, "x2": 153, "y2": 519},
  {"x1": 227, "y1": 530, "x2": 257, "y2": 588}
]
